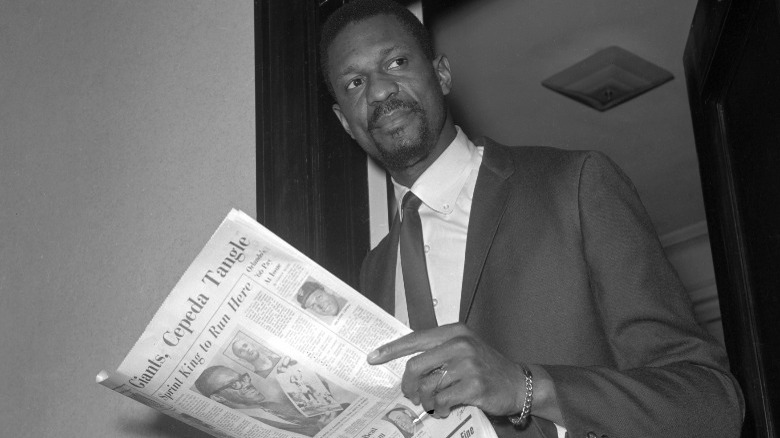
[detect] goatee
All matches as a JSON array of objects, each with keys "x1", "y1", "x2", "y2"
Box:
[{"x1": 369, "y1": 97, "x2": 433, "y2": 171}]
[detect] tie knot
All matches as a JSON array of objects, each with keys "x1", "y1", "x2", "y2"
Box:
[{"x1": 402, "y1": 191, "x2": 423, "y2": 211}]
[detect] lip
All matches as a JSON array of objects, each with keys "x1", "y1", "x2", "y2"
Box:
[{"x1": 370, "y1": 107, "x2": 413, "y2": 132}]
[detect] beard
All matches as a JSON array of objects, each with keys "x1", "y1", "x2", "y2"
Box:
[{"x1": 368, "y1": 96, "x2": 435, "y2": 171}]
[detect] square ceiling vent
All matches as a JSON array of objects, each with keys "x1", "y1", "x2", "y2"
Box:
[{"x1": 542, "y1": 46, "x2": 674, "y2": 111}]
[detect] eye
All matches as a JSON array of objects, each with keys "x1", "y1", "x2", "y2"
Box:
[
  {"x1": 346, "y1": 77, "x2": 364, "y2": 90},
  {"x1": 388, "y1": 57, "x2": 407, "y2": 69}
]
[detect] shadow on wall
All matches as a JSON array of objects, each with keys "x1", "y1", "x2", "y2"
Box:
[{"x1": 115, "y1": 413, "x2": 212, "y2": 438}]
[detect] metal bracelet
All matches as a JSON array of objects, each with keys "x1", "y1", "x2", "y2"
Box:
[{"x1": 508, "y1": 363, "x2": 533, "y2": 428}]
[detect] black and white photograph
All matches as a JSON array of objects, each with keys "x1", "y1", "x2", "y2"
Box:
[{"x1": 3, "y1": 0, "x2": 777, "y2": 437}]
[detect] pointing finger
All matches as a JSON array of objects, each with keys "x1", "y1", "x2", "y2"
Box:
[{"x1": 367, "y1": 323, "x2": 468, "y2": 365}]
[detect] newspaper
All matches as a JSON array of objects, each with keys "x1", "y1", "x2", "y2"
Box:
[{"x1": 97, "y1": 209, "x2": 498, "y2": 438}]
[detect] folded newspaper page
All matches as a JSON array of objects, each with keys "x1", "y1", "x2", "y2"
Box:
[{"x1": 97, "y1": 209, "x2": 498, "y2": 438}]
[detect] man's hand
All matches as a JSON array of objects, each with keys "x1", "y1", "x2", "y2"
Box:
[{"x1": 367, "y1": 323, "x2": 528, "y2": 418}]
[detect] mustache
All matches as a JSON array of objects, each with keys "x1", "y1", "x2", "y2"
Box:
[{"x1": 369, "y1": 97, "x2": 422, "y2": 128}]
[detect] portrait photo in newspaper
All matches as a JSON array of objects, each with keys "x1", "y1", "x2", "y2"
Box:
[
  {"x1": 295, "y1": 279, "x2": 348, "y2": 325},
  {"x1": 191, "y1": 325, "x2": 358, "y2": 437},
  {"x1": 383, "y1": 405, "x2": 417, "y2": 438},
  {"x1": 226, "y1": 330, "x2": 282, "y2": 378}
]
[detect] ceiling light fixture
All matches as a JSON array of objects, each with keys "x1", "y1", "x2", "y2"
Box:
[{"x1": 542, "y1": 46, "x2": 674, "y2": 111}]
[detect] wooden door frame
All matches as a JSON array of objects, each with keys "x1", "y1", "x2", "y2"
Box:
[
  {"x1": 254, "y1": 0, "x2": 370, "y2": 289},
  {"x1": 685, "y1": 0, "x2": 780, "y2": 436}
]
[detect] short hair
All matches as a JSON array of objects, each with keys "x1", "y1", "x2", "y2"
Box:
[
  {"x1": 194, "y1": 365, "x2": 226, "y2": 396},
  {"x1": 387, "y1": 407, "x2": 413, "y2": 418},
  {"x1": 319, "y1": 0, "x2": 435, "y2": 97},
  {"x1": 296, "y1": 281, "x2": 324, "y2": 308}
]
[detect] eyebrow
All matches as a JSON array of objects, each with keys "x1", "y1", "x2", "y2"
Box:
[{"x1": 336, "y1": 45, "x2": 404, "y2": 79}]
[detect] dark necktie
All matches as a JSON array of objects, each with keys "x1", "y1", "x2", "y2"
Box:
[{"x1": 400, "y1": 191, "x2": 438, "y2": 330}]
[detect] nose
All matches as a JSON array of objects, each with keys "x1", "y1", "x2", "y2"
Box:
[{"x1": 367, "y1": 73, "x2": 399, "y2": 105}]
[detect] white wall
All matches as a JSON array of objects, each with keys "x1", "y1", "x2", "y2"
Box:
[{"x1": 0, "y1": 1, "x2": 255, "y2": 437}]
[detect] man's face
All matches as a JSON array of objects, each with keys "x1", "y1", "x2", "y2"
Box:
[
  {"x1": 328, "y1": 14, "x2": 451, "y2": 173},
  {"x1": 305, "y1": 289, "x2": 340, "y2": 316},
  {"x1": 232, "y1": 340, "x2": 259, "y2": 361},
  {"x1": 208, "y1": 368, "x2": 265, "y2": 407},
  {"x1": 388, "y1": 409, "x2": 414, "y2": 433}
]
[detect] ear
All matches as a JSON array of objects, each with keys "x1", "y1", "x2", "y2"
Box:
[
  {"x1": 433, "y1": 54, "x2": 452, "y2": 96},
  {"x1": 332, "y1": 104, "x2": 355, "y2": 139}
]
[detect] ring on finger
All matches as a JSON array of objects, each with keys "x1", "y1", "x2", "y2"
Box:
[
  {"x1": 435, "y1": 369, "x2": 448, "y2": 391},
  {"x1": 428, "y1": 365, "x2": 449, "y2": 392}
]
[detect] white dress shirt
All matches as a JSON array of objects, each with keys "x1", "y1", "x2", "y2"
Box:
[{"x1": 392, "y1": 126, "x2": 482, "y2": 326}]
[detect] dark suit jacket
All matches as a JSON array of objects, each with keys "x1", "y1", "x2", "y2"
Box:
[{"x1": 359, "y1": 138, "x2": 743, "y2": 438}]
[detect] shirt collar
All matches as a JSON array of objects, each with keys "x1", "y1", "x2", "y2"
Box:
[{"x1": 393, "y1": 126, "x2": 479, "y2": 215}]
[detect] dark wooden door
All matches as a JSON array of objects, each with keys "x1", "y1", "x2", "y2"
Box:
[
  {"x1": 684, "y1": 0, "x2": 780, "y2": 436},
  {"x1": 254, "y1": 0, "x2": 370, "y2": 289}
]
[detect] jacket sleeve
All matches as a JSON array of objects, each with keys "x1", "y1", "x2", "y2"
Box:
[{"x1": 543, "y1": 151, "x2": 744, "y2": 438}]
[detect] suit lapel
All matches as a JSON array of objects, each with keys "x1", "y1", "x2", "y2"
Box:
[
  {"x1": 460, "y1": 139, "x2": 515, "y2": 322},
  {"x1": 366, "y1": 211, "x2": 400, "y2": 315}
]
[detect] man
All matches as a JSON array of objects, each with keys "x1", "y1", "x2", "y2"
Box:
[
  {"x1": 194, "y1": 365, "x2": 341, "y2": 437},
  {"x1": 289, "y1": 370, "x2": 316, "y2": 403},
  {"x1": 384, "y1": 406, "x2": 416, "y2": 438},
  {"x1": 231, "y1": 338, "x2": 277, "y2": 375},
  {"x1": 297, "y1": 281, "x2": 343, "y2": 317},
  {"x1": 319, "y1": 1, "x2": 744, "y2": 438}
]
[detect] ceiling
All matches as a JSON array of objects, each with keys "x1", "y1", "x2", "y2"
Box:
[{"x1": 420, "y1": 0, "x2": 703, "y2": 238}]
